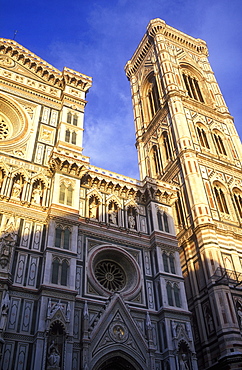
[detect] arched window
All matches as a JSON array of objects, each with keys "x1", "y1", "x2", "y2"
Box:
[
  {"x1": 65, "y1": 129, "x2": 70, "y2": 143},
  {"x1": 61, "y1": 260, "x2": 69, "y2": 286},
  {"x1": 162, "y1": 131, "x2": 172, "y2": 161},
  {"x1": 169, "y1": 254, "x2": 176, "y2": 274},
  {"x1": 163, "y1": 252, "x2": 169, "y2": 272},
  {"x1": 157, "y1": 211, "x2": 170, "y2": 233},
  {"x1": 166, "y1": 282, "x2": 181, "y2": 307},
  {"x1": 166, "y1": 283, "x2": 173, "y2": 306},
  {"x1": 51, "y1": 259, "x2": 60, "y2": 284},
  {"x1": 71, "y1": 131, "x2": 77, "y2": 145},
  {"x1": 152, "y1": 145, "x2": 162, "y2": 176},
  {"x1": 51, "y1": 258, "x2": 69, "y2": 286},
  {"x1": 213, "y1": 183, "x2": 229, "y2": 214},
  {"x1": 174, "y1": 284, "x2": 181, "y2": 307},
  {"x1": 182, "y1": 72, "x2": 204, "y2": 102},
  {"x1": 213, "y1": 131, "x2": 227, "y2": 155},
  {"x1": 163, "y1": 252, "x2": 176, "y2": 274},
  {"x1": 233, "y1": 188, "x2": 242, "y2": 218},
  {"x1": 67, "y1": 111, "x2": 78, "y2": 126},
  {"x1": 144, "y1": 74, "x2": 160, "y2": 120},
  {"x1": 59, "y1": 181, "x2": 73, "y2": 206},
  {"x1": 197, "y1": 126, "x2": 210, "y2": 149},
  {"x1": 55, "y1": 226, "x2": 71, "y2": 249}
]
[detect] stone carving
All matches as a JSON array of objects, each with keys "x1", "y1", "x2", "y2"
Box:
[
  {"x1": 0, "y1": 232, "x2": 15, "y2": 268},
  {"x1": 0, "y1": 290, "x2": 10, "y2": 332},
  {"x1": 179, "y1": 353, "x2": 189, "y2": 370},
  {"x1": 47, "y1": 341, "x2": 60, "y2": 369},
  {"x1": 109, "y1": 321, "x2": 128, "y2": 343},
  {"x1": 32, "y1": 184, "x2": 43, "y2": 205},
  {"x1": 12, "y1": 179, "x2": 23, "y2": 199}
]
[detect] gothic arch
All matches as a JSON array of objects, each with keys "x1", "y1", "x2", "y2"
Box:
[
  {"x1": 141, "y1": 72, "x2": 160, "y2": 122},
  {"x1": 92, "y1": 351, "x2": 145, "y2": 370},
  {"x1": 179, "y1": 63, "x2": 205, "y2": 103}
]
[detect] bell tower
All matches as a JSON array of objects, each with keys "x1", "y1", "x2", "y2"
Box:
[{"x1": 125, "y1": 19, "x2": 242, "y2": 369}]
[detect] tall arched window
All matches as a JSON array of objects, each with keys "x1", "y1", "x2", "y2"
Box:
[
  {"x1": 182, "y1": 72, "x2": 204, "y2": 103},
  {"x1": 152, "y1": 145, "x2": 162, "y2": 176},
  {"x1": 51, "y1": 258, "x2": 69, "y2": 286},
  {"x1": 174, "y1": 284, "x2": 181, "y2": 307},
  {"x1": 214, "y1": 183, "x2": 229, "y2": 214},
  {"x1": 197, "y1": 126, "x2": 210, "y2": 149},
  {"x1": 157, "y1": 211, "x2": 170, "y2": 233},
  {"x1": 67, "y1": 111, "x2": 78, "y2": 126},
  {"x1": 233, "y1": 188, "x2": 242, "y2": 218},
  {"x1": 166, "y1": 282, "x2": 173, "y2": 306},
  {"x1": 65, "y1": 129, "x2": 70, "y2": 143},
  {"x1": 213, "y1": 131, "x2": 227, "y2": 155},
  {"x1": 162, "y1": 131, "x2": 172, "y2": 161},
  {"x1": 55, "y1": 226, "x2": 71, "y2": 249},
  {"x1": 71, "y1": 131, "x2": 77, "y2": 145},
  {"x1": 59, "y1": 181, "x2": 73, "y2": 206},
  {"x1": 144, "y1": 74, "x2": 160, "y2": 120}
]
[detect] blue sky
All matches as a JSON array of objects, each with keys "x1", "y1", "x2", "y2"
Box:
[{"x1": 2, "y1": 0, "x2": 242, "y2": 179}]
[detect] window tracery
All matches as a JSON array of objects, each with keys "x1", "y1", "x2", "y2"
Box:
[
  {"x1": 51, "y1": 258, "x2": 69, "y2": 286},
  {"x1": 197, "y1": 125, "x2": 210, "y2": 149},
  {"x1": 143, "y1": 73, "x2": 160, "y2": 121},
  {"x1": 55, "y1": 226, "x2": 71, "y2": 250},
  {"x1": 213, "y1": 131, "x2": 227, "y2": 156},
  {"x1": 213, "y1": 183, "x2": 229, "y2": 214},
  {"x1": 59, "y1": 180, "x2": 73, "y2": 206},
  {"x1": 166, "y1": 282, "x2": 181, "y2": 307},
  {"x1": 67, "y1": 111, "x2": 78, "y2": 126},
  {"x1": 233, "y1": 188, "x2": 242, "y2": 218},
  {"x1": 152, "y1": 145, "x2": 162, "y2": 177},
  {"x1": 182, "y1": 71, "x2": 204, "y2": 103},
  {"x1": 157, "y1": 210, "x2": 170, "y2": 233},
  {"x1": 162, "y1": 252, "x2": 176, "y2": 274}
]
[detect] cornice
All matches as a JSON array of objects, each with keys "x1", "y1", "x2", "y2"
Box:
[
  {"x1": 125, "y1": 18, "x2": 208, "y2": 78},
  {"x1": 0, "y1": 38, "x2": 92, "y2": 93}
]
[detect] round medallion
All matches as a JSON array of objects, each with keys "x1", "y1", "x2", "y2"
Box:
[{"x1": 109, "y1": 321, "x2": 128, "y2": 343}]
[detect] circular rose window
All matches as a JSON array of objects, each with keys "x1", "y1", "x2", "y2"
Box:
[
  {"x1": 95, "y1": 261, "x2": 126, "y2": 292},
  {"x1": 88, "y1": 245, "x2": 141, "y2": 299}
]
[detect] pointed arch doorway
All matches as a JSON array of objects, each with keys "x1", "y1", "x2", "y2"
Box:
[{"x1": 98, "y1": 356, "x2": 136, "y2": 370}]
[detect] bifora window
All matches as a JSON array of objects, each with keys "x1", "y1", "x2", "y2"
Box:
[
  {"x1": 197, "y1": 126, "x2": 210, "y2": 149},
  {"x1": 213, "y1": 183, "x2": 229, "y2": 214},
  {"x1": 94, "y1": 260, "x2": 126, "y2": 292},
  {"x1": 182, "y1": 72, "x2": 204, "y2": 103},
  {"x1": 67, "y1": 112, "x2": 78, "y2": 126},
  {"x1": 213, "y1": 131, "x2": 227, "y2": 156},
  {"x1": 233, "y1": 188, "x2": 242, "y2": 218}
]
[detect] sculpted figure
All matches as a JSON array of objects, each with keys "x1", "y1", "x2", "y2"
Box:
[
  {"x1": 32, "y1": 184, "x2": 43, "y2": 204},
  {"x1": 12, "y1": 180, "x2": 22, "y2": 199},
  {"x1": 47, "y1": 341, "x2": 60, "y2": 368}
]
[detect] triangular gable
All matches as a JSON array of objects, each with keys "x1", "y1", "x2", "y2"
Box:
[{"x1": 89, "y1": 294, "x2": 148, "y2": 366}]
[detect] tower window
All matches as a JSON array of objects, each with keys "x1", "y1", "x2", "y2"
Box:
[
  {"x1": 55, "y1": 226, "x2": 71, "y2": 249},
  {"x1": 214, "y1": 184, "x2": 229, "y2": 214},
  {"x1": 213, "y1": 132, "x2": 227, "y2": 155},
  {"x1": 51, "y1": 258, "x2": 69, "y2": 286},
  {"x1": 59, "y1": 182, "x2": 73, "y2": 206},
  {"x1": 166, "y1": 282, "x2": 181, "y2": 307},
  {"x1": 182, "y1": 73, "x2": 204, "y2": 103},
  {"x1": 162, "y1": 131, "x2": 172, "y2": 161},
  {"x1": 67, "y1": 112, "x2": 78, "y2": 126},
  {"x1": 145, "y1": 74, "x2": 160, "y2": 120},
  {"x1": 152, "y1": 145, "x2": 162, "y2": 177},
  {"x1": 233, "y1": 188, "x2": 242, "y2": 218},
  {"x1": 162, "y1": 252, "x2": 176, "y2": 273},
  {"x1": 197, "y1": 126, "x2": 210, "y2": 149},
  {"x1": 157, "y1": 211, "x2": 170, "y2": 233}
]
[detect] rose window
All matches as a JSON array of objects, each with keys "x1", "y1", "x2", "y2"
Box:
[{"x1": 95, "y1": 261, "x2": 126, "y2": 292}]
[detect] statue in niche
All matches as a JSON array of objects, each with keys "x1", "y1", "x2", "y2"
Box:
[
  {"x1": 237, "y1": 305, "x2": 242, "y2": 329},
  {"x1": 89, "y1": 197, "x2": 99, "y2": 219},
  {"x1": 179, "y1": 353, "x2": 189, "y2": 370},
  {"x1": 0, "y1": 290, "x2": 10, "y2": 332},
  {"x1": 12, "y1": 179, "x2": 23, "y2": 199},
  {"x1": 108, "y1": 202, "x2": 118, "y2": 225},
  {"x1": 47, "y1": 341, "x2": 60, "y2": 369},
  {"x1": 32, "y1": 183, "x2": 43, "y2": 205},
  {"x1": 128, "y1": 208, "x2": 136, "y2": 229}
]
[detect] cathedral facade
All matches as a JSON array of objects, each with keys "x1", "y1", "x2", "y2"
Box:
[
  {"x1": 125, "y1": 19, "x2": 242, "y2": 369},
  {"x1": 0, "y1": 34, "x2": 197, "y2": 370}
]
